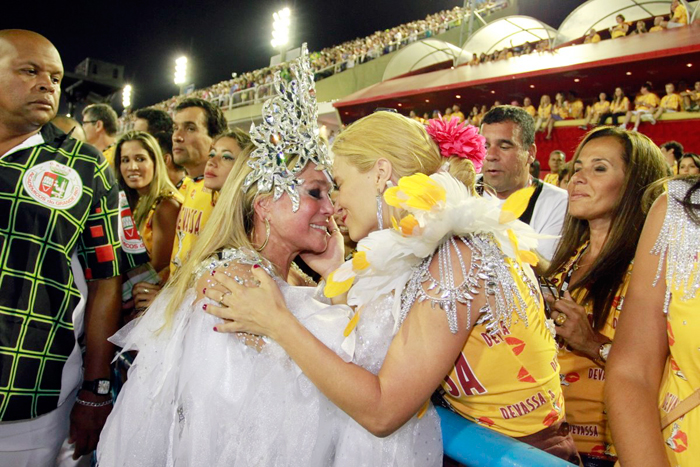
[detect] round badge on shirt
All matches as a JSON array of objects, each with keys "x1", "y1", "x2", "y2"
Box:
[{"x1": 22, "y1": 160, "x2": 83, "y2": 210}]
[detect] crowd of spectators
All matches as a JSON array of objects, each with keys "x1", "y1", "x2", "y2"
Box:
[
  {"x1": 404, "y1": 77, "x2": 699, "y2": 143},
  {"x1": 141, "y1": 0, "x2": 509, "y2": 116},
  {"x1": 584, "y1": 0, "x2": 688, "y2": 45}
]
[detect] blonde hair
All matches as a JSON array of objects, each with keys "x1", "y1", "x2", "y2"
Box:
[
  {"x1": 160, "y1": 147, "x2": 302, "y2": 326},
  {"x1": 115, "y1": 131, "x2": 182, "y2": 228},
  {"x1": 331, "y1": 111, "x2": 476, "y2": 191}
]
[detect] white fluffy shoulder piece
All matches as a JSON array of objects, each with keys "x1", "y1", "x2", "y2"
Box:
[{"x1": 325, "y1": 172, "x2": 549, "y2": 331}]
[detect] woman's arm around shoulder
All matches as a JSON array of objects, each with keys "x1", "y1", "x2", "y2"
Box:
[
  {"x1": 605, "y1": 194, "x2": 671, "y2": 467},
  {"x1": 206, "y1": 237, "x2": 484, "y2": 437}
]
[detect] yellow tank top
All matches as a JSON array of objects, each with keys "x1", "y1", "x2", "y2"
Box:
[
  {"x1": 550, "y1": 243, "x2": 632, "y2": 459},
  {"x1": 139, "y1": 194, "x2": 179, "y2": 255},
  {"x1": 543, "y1": 173, "x2": 559, "y2": 186},
  {"x1": 593, "y1": 101, "x2": 610, "y2": 115},
  {"x1": 442, "y1": 258, "x2": 565, "y2": 438},
  {"x1": 538, "y1": 103, "x2": 552, "y2": 119},
  {"x1": 656, "y1": 180, "x2": 700, "y2": 465},
  {"x1": 170, "y1": 177, "x2": 214, "y2": 275},
  {"x1": 610, "y1": 97, "x2": 630, "y2": 114},
  {"x1": 635, "y1": 93, "x2": 660, "y2": 111}
]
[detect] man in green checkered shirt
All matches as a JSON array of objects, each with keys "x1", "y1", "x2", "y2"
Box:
[{"x1": 0, "y1": 30, "x2": 124, "y2": 464}]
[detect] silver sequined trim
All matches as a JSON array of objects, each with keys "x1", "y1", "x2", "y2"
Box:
[
  {"x1": 651, "y1": 180, "x2": 700, "y2": 314},
  {"x1": 399, "y1": 233, "x2": 536, "y2": 335}
]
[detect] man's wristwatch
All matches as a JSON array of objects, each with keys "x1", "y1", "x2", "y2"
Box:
[
  {"x1": 81, "y1": 379, "x2": 111, "y2": 395},
  {"x1": 598, "y1": 342, "x2": 612, "y2": 363}
]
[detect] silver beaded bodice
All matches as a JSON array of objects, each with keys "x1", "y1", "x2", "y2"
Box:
[
  {"x1": 652, "y1": 180, "x2": 700, "y2": 314},
  {"x1": 399, "y1": 233, "x2": 537, "y2": 335},
  {"x1": 193, "y1": 247, "x2": 278, "y2": 282}
]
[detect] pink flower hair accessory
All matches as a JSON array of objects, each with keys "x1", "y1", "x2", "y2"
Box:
[{"x1": 425, "y1": 118, "x2": 486, "y2": 173}]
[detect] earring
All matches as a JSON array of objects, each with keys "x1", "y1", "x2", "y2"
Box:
[
  {"x1": 376, "y1": 194, "x2": 384, "y2": 230},
  {"x1": 256, "y1": 219, "x2": 271, "y2": 252},
  {"x1": 376, "y1": 181, "x2": 393, "y2": 231}
]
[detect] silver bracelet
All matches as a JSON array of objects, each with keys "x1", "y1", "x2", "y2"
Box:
[{"x1": 75, "y1": 397, "x2": 113, "y2": 408}]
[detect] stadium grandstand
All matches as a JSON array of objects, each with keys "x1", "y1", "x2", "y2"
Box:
[{"x1": 123, "y1": 0, "x2": 700, "y2": 176}]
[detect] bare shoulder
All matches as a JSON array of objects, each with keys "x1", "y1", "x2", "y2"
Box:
[{"x1": 154, "y1": 197, "x2": 182, "y2": 221}]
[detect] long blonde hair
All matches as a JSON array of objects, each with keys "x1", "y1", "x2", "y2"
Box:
[
  {"x1": 332, "y1": 111, "x2": 476, "y2": 191},
  {"x1": 160, "y1": 147, "x2": 302, "y2": 325},
  {"x1": 115, "y1": 131, "x2": 182, "y2": 228}
]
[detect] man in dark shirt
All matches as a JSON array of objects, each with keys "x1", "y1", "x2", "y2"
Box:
[{"x1": 0, "y1": 29, "x2": 123, "y2": 464}]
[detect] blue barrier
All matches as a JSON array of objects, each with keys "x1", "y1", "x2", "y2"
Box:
[{"x1": 437, "y1": 407, "x2": 574, "y2": 466}]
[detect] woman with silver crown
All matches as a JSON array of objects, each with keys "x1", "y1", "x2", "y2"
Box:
[
  {"x1": 206, "y1": 111, "x2": 581, "y2": 464},
  {"x1": 97, "y1": 46, "x2": 358, "y2": 466}
]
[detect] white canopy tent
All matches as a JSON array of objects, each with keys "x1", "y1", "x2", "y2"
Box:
[
  {"x1": 456, "y1": 15, "x2": 557, "y2": 64},
  {"x1": 554, "y1": 0, "x2": 691, "y2": 46},
  {"x1": 382, "y1": 39, "x2": 470, "y2": 81}
]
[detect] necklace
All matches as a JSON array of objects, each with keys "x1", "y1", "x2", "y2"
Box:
[{"x1": 572, "y1": 246, "x2": 589, "y2": 271}]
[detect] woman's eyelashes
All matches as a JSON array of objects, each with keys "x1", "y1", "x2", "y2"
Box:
[
  {"x1": 303, "y1": 187, "x2": 331, "y2": 200},
  {"x1": 208, "y1": 151, "x2": 235, "y2": 162}
]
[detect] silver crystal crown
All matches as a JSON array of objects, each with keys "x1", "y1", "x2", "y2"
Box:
[{"x1": 242, "y1": 43, "x2": 331, "y2": 212}]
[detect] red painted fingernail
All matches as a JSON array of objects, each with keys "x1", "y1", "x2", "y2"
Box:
[
  {"x1": 211, "y1": 270, "x2": 216, "y2": 276},
  {"x1": 202, "y1": 304, "x2": 207, "y2": 311},
  {"x1": 202, "y1": 287, "x2": 207, "y2": 294},
  {"x1": 213, "y1": 326, "x2": 218, "y2": 332},
  {"x1": 253, "y1": 264, "x2": 260, "y2": 269}
]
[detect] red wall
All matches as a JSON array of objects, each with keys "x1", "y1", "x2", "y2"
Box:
[{"x1": 535, "y1": 119, "x2": 700, "y2": 173}]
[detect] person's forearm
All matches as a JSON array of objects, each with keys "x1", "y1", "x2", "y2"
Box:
[
  {"x1": 606, "y1": 372, "x2": 670, "y2": 466},
  {"x1": 83, "y1": 276, "x2": 122, "y2": 381},
  {"x1": 271, "y1": 313, "x2": 400, "y2": 437}
]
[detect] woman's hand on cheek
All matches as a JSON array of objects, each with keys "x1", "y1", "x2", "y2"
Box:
[
  {"x1": 299, "y1": 217, "x2": 345, "y2": 280},
  {"x1": 203, "y1": 266, "x2": 293, "y2": 339}
]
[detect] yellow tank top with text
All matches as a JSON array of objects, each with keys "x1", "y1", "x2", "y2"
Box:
[
  {"x1": 170, "y1": 177, "x2": 214, "y2": 275},
  {"x1": 657, "y1": 181, "x2": 700, "y2": 466},
  {"x1": 441, "y1": 259, "x2": 565, "y2": 438},
  {"x1": 550, "y1": 243, "x2": 632, "y2": 458}
]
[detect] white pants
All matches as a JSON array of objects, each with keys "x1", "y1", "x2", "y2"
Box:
[{"x1": 0, "y1": 394, "x2": 73, "y2": 467}]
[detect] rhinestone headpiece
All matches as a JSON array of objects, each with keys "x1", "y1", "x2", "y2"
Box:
[{"x1": 243, "y1": 43, "x2": 331, "y2": 212}]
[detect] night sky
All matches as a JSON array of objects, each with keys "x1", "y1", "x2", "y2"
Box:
[{"x1": 5, "y1": 0, "x2": 583, "y2": 110}]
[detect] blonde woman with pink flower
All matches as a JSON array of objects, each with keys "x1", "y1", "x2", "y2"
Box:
[{"x1": 205, "y1": 111, "x2": 579, "y2": 465}]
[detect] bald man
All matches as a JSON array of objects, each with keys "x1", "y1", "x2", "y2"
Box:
[{"x1": 0, "y1": 30, "x2": 124, "y2": 465}]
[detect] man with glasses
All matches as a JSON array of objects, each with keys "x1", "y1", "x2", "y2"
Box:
[{"x1": 81, "y1": 103, "x2": 118, "y2": 166}]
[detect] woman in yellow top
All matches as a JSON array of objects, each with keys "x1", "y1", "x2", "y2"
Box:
[
  {"x1": 610, "y1": 14, "x2": 630, "y2": 38},
  {"x1": 115, "y1": 131, "x2": 183, "y2": 274},
  {"x1": 206, "y1": 111, "x2": 580, "y2": 463},
  {"x1": 607, "y1": 176, "x2": 700, "y2": 466},
  {"x1": 544, "y1": 127, "x2": 667, "y2": 466},
  {"x1": 535, "y1": 94, "x2": 552, "y2": 134},
  {"x1": 599, "y1": 87, "x2": 630, "y2": 126},
  {"x1": 545, "y1": 92, "x2": 569, "y2": 140}
]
